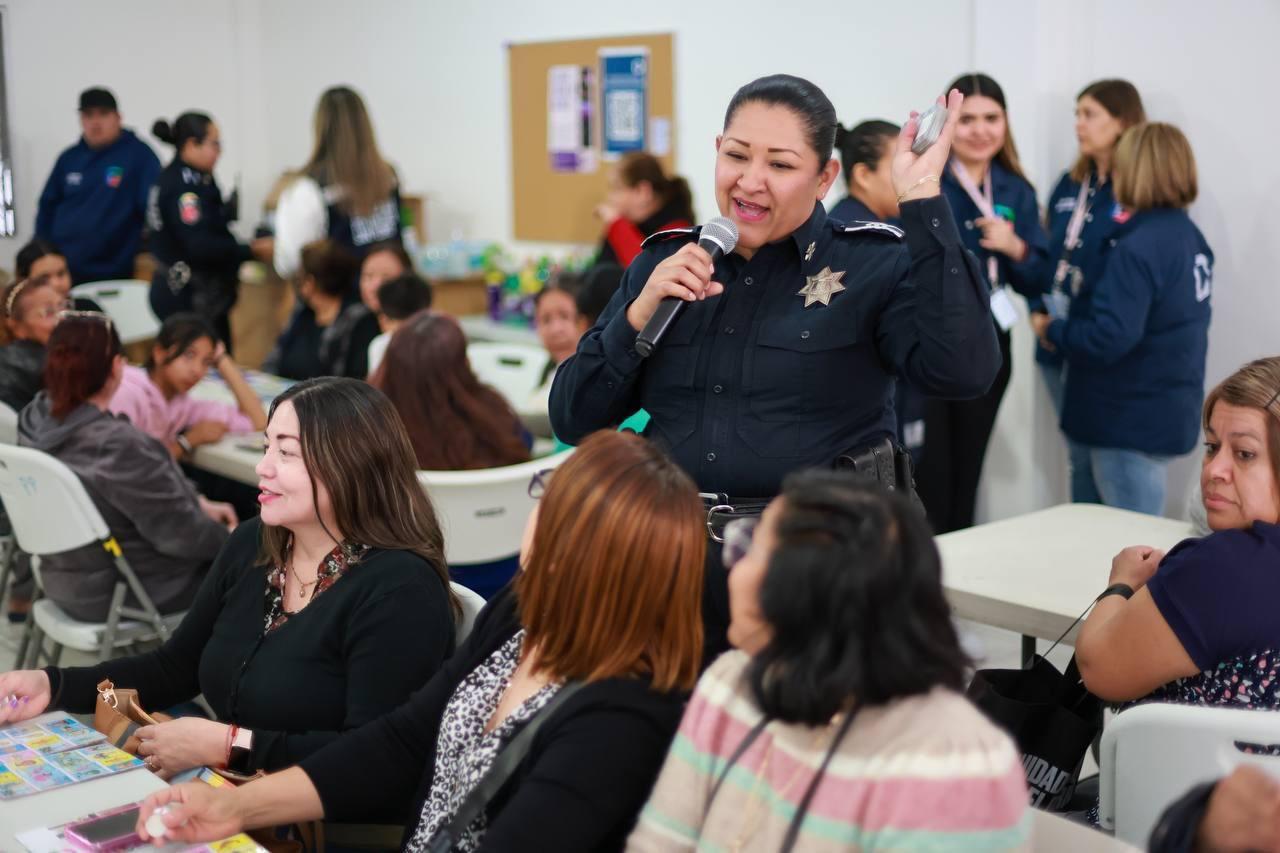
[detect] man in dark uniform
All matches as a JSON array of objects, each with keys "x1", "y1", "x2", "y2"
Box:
[{"x1": 553, "y1": 76, "x2": 1000, "y2": 663}]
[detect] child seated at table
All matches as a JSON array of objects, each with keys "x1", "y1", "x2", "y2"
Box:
[
  {"x1": 109, "y1": 312, "x2": 267, "y2": 460},
  {"x1": 366, "y1": 273, "x2": 432, "y2": 375}
]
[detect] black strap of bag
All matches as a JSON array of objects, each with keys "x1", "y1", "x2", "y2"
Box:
[
  {"x1": 706, "y1": 709, "x2": 859, "y2": 853},
  {"x1": 425, "y1": 680, "x2": 585, "y2": 853}
]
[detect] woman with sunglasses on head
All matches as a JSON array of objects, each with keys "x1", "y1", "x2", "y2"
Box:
[
  {"x1": 629, "y1": 472, "x2": 1030, "y2": 851},
  {"x1": 15, "y1": 312, "x2": 233, "y2": 621},
  {"x1": 0, "y1": 275, "x2": 64, "y2": 411},
  {"x1": 2, "y1": 376, "x2": 454, "y2": 821},
  {"x1": 147, "y1": 112, "x2": 271, "y2": 348},
  {"x1": 132, "y1": 429, "x2": 705, "y2": 852},
  {"x1": 552, "y1": 75, "x2": 999, "y2": 662}
]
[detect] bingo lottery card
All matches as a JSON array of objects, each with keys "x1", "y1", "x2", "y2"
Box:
[{"x1": 0, "y1": 715, "x2": 143, "y2": 799}]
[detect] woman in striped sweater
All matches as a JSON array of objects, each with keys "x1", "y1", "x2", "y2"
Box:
[{"x1": 628, "y1": 472, "x2": 1031, "y2": 852}]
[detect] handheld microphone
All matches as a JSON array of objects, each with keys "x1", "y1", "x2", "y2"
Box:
[{"x1": 634, "y1": 217, "x2": 739, "y2": 358}]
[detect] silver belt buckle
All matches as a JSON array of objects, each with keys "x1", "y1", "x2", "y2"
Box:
[{"x1": 704, "y1": 503, "x2": 733, "y2": 543}]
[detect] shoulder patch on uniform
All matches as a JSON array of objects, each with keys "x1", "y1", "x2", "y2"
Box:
[
  {"x1": 641, "y1": 227, "x2": 697, "y2": 249},
  {"x1": 841, "y1": 220, "x2": 903, "y2": 239}
]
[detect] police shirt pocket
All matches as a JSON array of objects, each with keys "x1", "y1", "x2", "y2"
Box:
[
  {"x1": 642, "y1": 306, "x2": 703, "y2": 388},
  {"x1": 738, "y1": 313, "x2": 860, "y2": 458}
]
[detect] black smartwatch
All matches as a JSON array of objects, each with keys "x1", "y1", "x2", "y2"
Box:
[
  {"x1": 227, "y1": 725, "x2": 254, "y2": 774},
  {"x1": 1097, "y1": 583, "x2": 1135, "y2": 602}
]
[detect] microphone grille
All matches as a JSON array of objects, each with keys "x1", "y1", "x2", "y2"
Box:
[{"x1": 701, "y1": 217, "x2": 739, "y2": 253}]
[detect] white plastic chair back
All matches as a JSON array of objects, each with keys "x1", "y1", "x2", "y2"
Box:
[
  {"x1": 1100, "y1": 701, "x2": 1280, "y2": 844},
  {"x1": 450, "y1": 582, "x2": 487, "y2": 644},
  {"x1": 0, "y1": 401, "x2": 17, "y2": 445},
  {"x1": 70, "y1": 279, "x2": 160, "y2": 344},
  {"x1": 0, "y1": 444, "x2": 110, "y2": 555},
  {"x1": 466, "y1": 342, "x2": 550, "y2": 407},
  {"x1": 418, "y1": 449, "x2": 574, "y2": 564}
]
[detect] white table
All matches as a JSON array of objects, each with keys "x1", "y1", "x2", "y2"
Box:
[
  {"x1": 1031, "y1": 808, "x2": 1139, "y2": 852},
  {"x1": 457, "y1": 314, "x2": 541, "y2": 347},
  {"x1": 937, "y1": 504, "x2": 1196, "y2": 662},
  {"x1": 0, "y1": 712, "x2": 167, "y2": 850}
]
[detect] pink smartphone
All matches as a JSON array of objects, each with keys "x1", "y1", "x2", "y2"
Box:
[{"x1": 64, "y1": 806, "x2": 142, "y2": 851}]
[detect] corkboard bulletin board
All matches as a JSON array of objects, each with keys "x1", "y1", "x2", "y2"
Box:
[{"x1": 508, "y1": 33, "x2": 675, "y2": 243}]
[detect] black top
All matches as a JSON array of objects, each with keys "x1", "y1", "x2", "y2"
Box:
[
  {"x1": 300, "y1": 587, "x2": 687, "y2": 851},
  {"x1": 46, "y1": 519, "x2": 453, "y2": 793},
  {"x1": 146, "y1": 160, "x2": 252, "y2": 276},
  {"x1": 265, "y1": 298, "x2": 380, "y2": 381},
  {"x1": 550, "y1": 196, "x2": 1000, "y2": 497},
  {"x1": 0, "y1": 340, "x2": 45, "y2": 411}
]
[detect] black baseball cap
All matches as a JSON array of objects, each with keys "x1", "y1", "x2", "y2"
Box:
[{"x1": 78, "y1": 87, "x2": 118, "y2": 112}]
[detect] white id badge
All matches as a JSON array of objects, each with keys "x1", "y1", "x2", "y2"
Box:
[
  {"x1": 990, "y1": 286, "x2": 1019, "y2": 331},
  {"x1": 1045, "y1": 290, "x2": 1070, "y2": 321}
]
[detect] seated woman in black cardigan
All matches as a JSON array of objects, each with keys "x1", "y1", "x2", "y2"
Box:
[
  {"x1": 0, "y1": 377, "x2": 456, "y2": 796},
  {"x1": 132, "y1": 429, "x2": 706, "y2": 851}
]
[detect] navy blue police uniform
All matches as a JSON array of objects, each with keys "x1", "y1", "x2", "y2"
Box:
[
  {"x1": 828, "y1": 195, "x2": 927, "y2": 462},
  {"x1": 551, "y1": 196, "x2": 1000, "y2": 661},
  {"x1": 920, "y1": 161, "x2": 1049, "y2": 532},
  {"x1": 147, "y1": 160, "x2": 253, "y2": 345}
]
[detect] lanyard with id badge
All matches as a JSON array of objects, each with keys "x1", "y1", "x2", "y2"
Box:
[
  {"x1": 1045, "y1": 177, "x2": 1093, "y2": 321},
  {"x1": 950, "y1": 160, "x2": 1019, "y2": 331}
]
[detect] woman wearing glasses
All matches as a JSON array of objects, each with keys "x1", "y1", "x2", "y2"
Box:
[
  {"x1": 132, "y1": 429, "x2": 705, "y2": 852},
  {"x1": 0, "y1": 275, "x2": 65, "y2": 411},
  {"x1": 629, "y1": 473, "x2": 1030, "y2": 851},
  {"x1": 147, "y1": 111, "x2": 271, "y2": 348}
]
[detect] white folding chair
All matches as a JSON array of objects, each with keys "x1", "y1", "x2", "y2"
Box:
[
  {"x1": 70, "y1": 279, "x2": 160, "y2": 344},
  {"x1": 450, "y1": 582, "x2": 487, "y2": 644},
  {"x1": 466, "y1": 342, "x2": 550, "y2": 408},
  {"x1": 1099, "y1": 701, "x2": 1280, "y2": 845},
  {"x1": 418, "y1": 449, "x2": 574, "y2": 565},
  {"x1": 0, "y1": 445, "x2": 183, "y2": 667},
  {"x1": 0, "y1": 400, "x2": 17, "y2": 445}
]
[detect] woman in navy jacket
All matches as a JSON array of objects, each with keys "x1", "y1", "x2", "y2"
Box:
[
  {"x1": 1033, "y1": 122, "x2": 1212, "y2": 515},
  {"x1": 923, "y1": 73, "x2": 1050, "y2": 533},
  {"x1": 1034, "y1": 80, "x2": 1145, "y2": 504}
]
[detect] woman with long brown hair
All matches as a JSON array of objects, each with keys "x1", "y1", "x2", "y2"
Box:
[
  {"x1": 1, "y1": 377, "x2": 454, "y2": 804},
  {"x1": 370, "y1": 311, "x2": 530, "y2": 471},
  {"x1": 272, "y1": 86, "x2": 402, "y2": 279},
  {"x1": 132, "y1": 429, "x2": 706, "y2": 851},
  {"x1": 919, "y1": 72, "x2": 1051, "y2": 534}
]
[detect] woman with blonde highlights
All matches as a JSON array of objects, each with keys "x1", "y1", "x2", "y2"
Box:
[
  {"x1": 272, "y1": 86, "x2": 402, "y2": 279},
  {"x1": 1032, "y1": 122, "x2": 1212, "y2": 515},
  {"x1": 132, "y1": 429, "x2": 707, "y2": 851}
]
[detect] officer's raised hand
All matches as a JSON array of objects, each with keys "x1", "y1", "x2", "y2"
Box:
[
  {"x1": 892, "y1": 88, "x2": 964, "y2": 203},
  {"x1": 625, "y1": 243, "x2": 723, "y2": 331}
]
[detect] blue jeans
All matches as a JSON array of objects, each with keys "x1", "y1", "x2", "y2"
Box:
[
  {"x1": 1038, "y1": 360, "x2": 1066, "y2": 417},
  {"x1": 1072, "y1": 445, "x2": 1171, "y2": 515}
]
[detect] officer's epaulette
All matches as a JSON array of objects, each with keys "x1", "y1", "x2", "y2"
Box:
[
  {"x1": 836, "y1": 220, "x2": 904, "y2": 240},
  {"x1": 641, "y1": 227, "x2": 697, "y2": 249}
]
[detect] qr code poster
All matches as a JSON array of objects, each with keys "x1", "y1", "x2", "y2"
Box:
[{"x1": 600, "y1": 47, "x2": 648, "y2": 159}]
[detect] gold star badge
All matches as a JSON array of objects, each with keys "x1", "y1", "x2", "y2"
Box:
[{"x1": 797, "y1": 266, "x2": 847, "y2": 307}]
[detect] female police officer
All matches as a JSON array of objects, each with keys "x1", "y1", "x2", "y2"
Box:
[
  {"x1": 148, "y1": 112, "x2": 270, "y2": 348},
  {"x1": 551, "y1": 75, "x2": 1000, "y2": 660}
]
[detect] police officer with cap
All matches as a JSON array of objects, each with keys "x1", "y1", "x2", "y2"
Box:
[
  {"x1": 552, "y1": 75, "x2": 1000, "y2": 662},
  {"x1": 147, "y1": 112, "x2": 271, "y2": 348}
]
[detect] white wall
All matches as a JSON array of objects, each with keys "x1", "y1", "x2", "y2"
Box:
[{"x1": 3, "y1": 0, "x2": 1275, "y2": 522}]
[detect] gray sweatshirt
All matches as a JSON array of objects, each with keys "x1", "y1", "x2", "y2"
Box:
[{"x1": 17, "y1": 393, "x2": 227, "y2": 621}]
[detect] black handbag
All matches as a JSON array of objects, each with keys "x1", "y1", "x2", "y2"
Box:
[
  {"x1": 965, "y1": 600, "x2": 1105, "y2": 812},
  {"x1": 425, "y1": 681, "x2": 584, "y2": 852}
]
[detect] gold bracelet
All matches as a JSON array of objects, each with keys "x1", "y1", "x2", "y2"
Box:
[{"x1": 897, "y1": 175, "x2": 940, "y2": 203}]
